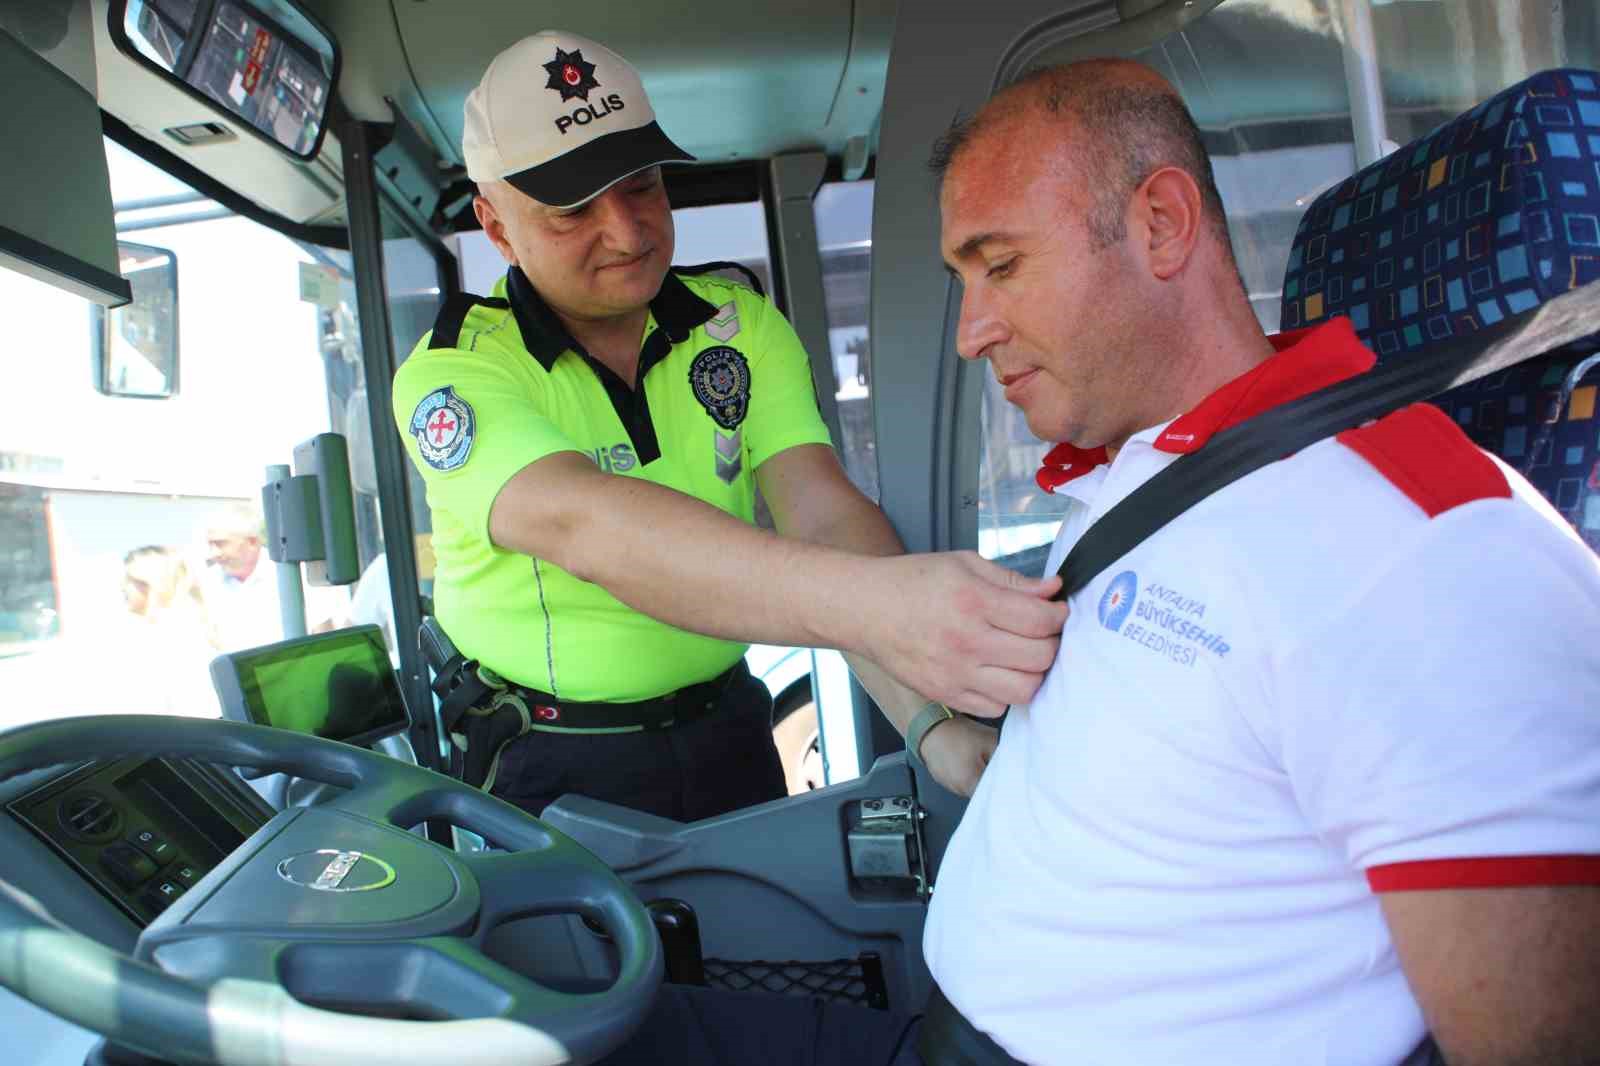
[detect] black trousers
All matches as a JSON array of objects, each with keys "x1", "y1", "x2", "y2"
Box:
[
  {"x1": 600, "y1": 984, "x2": 925, "y2": 1066},
  {"x1": 489, "y1": 663, "x2": 787, "y2": 822}
]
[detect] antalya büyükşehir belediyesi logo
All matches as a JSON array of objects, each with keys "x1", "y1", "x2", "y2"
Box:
[
  {"x1": 544, "y1": 48, "x2": 600, "y2": 102},
  {"x1": 1098, "y1": 570, "x2": 1138, "y2": 633}
]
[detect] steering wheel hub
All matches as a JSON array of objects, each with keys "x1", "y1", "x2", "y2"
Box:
[{"x1": 277, "y1": 849, "x2": 397, "y2": 893}]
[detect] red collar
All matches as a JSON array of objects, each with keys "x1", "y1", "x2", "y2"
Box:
[{"x1": 1035, "y1": 317, "x2": 1374, "y2": 494}]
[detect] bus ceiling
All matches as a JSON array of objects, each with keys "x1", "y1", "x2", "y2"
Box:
[
  {"x1": 8, "y1": 0, "x2": 1237, "y2": 277},
  {"x1": 53, "y1": 0, "x2": 895, "y2": 257}
]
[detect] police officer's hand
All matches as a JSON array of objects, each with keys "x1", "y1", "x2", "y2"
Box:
[
  {"x1": 919, "y1": 715, "x2": 999, "y2": 797},
  {"x1": 861, "y1": 551, "x2": 1067, "y2": 716}
]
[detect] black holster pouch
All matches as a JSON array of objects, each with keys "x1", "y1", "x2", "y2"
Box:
[{"x1": 419, "y1": 617, "x2": 534, "y2": 791}]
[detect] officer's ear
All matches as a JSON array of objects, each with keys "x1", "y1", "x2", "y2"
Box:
[{"x1": 473, "y1": 189, "x2": 518, "y2": 267}]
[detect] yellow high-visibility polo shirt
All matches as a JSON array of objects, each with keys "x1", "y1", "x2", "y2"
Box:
[{"x1": 393, "y1": 266, "x2": 832, "y2": 701}]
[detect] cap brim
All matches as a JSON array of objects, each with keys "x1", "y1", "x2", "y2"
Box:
[{"x1": 503, "y1": 121, "x2": 694, "y2": 209}]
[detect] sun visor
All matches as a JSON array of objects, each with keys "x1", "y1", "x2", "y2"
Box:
[{"x1": 0, "y1": 8, "x2": 132, "y2": 307}]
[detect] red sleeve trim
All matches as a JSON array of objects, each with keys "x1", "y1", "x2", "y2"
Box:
[
  {"x1": 1367, "y1": 855, "x2": 1600, "y2": 892},
  {"x1": 1336, "y1": 403, "x2": 1510, "y2": 517}
]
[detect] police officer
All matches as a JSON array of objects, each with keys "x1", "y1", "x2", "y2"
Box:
[{"x1": 394, "y1": 31, "x2": 1065, "y2": 821}]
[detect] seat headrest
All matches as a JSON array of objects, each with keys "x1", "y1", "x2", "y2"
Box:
[{"x1": 1281, "y1": 68, "x2": 1600, "y2": 361}]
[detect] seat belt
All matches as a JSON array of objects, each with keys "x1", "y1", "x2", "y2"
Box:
[{"x1": 1054, "y1": 283, "x2": 1600, "y2": 601}]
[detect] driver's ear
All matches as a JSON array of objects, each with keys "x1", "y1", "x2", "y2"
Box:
[{"x1": 1136, "y1": 166, "x2": 1204, "y2": 281}]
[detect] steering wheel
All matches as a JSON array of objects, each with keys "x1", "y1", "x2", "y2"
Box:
[{"x1": 0, "y1": 715, "x2": 662, "y2": 1066}]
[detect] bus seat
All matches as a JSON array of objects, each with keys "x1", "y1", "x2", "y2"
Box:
[{"x1": 1281, "y1": 68, "x2": 1600, "y2": 551}]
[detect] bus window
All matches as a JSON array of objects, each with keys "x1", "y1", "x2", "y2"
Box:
[
  {"x1": 672, "y1": 199, "x2": 774, "y2": 295},
  {"x1": 815, "y1": 180, "x2": 878, "y2": 501},
  {"x1": 1369, "y1": 0, "x2": 1597, "y2": 140},
  {"x1": 0, "y1": 138, "x2": 395, "y2": 730}
]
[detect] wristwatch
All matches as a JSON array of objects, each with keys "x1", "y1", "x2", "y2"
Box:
[{"x1": 905, "y1": 702, "x2": 957, "y2": 766}]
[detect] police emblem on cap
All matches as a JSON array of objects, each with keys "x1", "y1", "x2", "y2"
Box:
[
  {"x1": 689, "y1": 347, "x2": 751, "y2": 431},
  {"x1": 544, "y1": 47, "x2": 600, "y2": 102},
  {"x1": 410, "y1": 386, "x2": 475, "y2": 471}
]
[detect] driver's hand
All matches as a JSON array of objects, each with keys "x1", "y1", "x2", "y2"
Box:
[{"x1": 918, "y1": 716, "x2": 999, "y2": 797}]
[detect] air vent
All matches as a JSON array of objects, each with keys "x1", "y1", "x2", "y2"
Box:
[
  {"x1": 58, "y1": 792, "x2": 122, "y2": 842},
  {"x1": 164, "y1": 121, "x2": 234, "y2": 147}
]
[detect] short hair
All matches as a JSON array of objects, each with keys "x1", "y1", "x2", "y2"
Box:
[
  {"x1": 207, "y1": 502, "x2": 263, "y2": 541},
  {"x1": 123, "y1": 545, "x2": 199, "y2": 612},
  {"x1": 930, "y1": 64, "x2": 1235, "y2": 255}
]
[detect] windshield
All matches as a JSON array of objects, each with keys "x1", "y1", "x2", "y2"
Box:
[{"x1": 0, "y1": 139, "x2": 389, "y2": 729}]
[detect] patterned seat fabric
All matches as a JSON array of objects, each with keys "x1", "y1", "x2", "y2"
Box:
[{"x1": 1282, "y1": 68, "x2": 1600, "y2": 550}]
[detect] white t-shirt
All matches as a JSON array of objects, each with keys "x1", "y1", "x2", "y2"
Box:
[
  {"x1": 923, "y1": 319, "x2": 1600, "y2": 1066},
  {"x1": 202, "y1": 562, "x2": 283, "y2": 652},
  {"x1": 202, "y1": 560, "x2": 349, "y2": 653}
]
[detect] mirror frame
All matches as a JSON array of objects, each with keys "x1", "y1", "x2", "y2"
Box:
[
  {"x1": 90, "y1": 239, "x2": 181, "y2": 400},
  {"x1": 106, "y1": 0, "x2": 342, "y2": 162}
]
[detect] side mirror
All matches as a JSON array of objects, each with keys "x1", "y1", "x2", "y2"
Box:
[
  {"x1": 109, "y1": 0, "x2": 339, "y2": 160},
  {"x1": 91, "y1": 241, "x2": 179, "y2": 399}
]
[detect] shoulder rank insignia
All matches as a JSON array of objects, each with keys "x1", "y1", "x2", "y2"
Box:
[
  {"x1": 689, "y1": 346, "x2": 751, "y2": 431},
  {"x1": 706, "y1": 301, "x2": 740, "y2": 341},
  {"x1": 410, "y1": 386, "x2": 475, "y2": 471}
]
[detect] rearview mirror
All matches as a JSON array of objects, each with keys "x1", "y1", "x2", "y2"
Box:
[
  {"x1": 110, "y1": 0, "x2": 339, "y2": 160},
  {"x1": 91, "y1": 241, "x2": 179, "y2": 399}
]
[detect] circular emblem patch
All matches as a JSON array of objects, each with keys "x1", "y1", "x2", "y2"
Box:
[
  {"x1": 410, "y1": 386, "x2": 475, "y2": 471},
  {"x1": 544, "y1": 47, "x2": 600, "y2": 102},
  {"x1": 1098, "y1": 570, "x2": 1139, "y2": 634},
  {"x1": 689, "y1": 346, "x2": 751, "y2": 431}
]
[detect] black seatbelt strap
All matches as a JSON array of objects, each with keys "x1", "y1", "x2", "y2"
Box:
[{"x1": 1055, "y1": 284, "x2": 1600, "y2": 601}]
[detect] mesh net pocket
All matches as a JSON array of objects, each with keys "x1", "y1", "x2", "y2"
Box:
[{"x1": 701, "y1": 955, "x2": 888, "y2": 1009}]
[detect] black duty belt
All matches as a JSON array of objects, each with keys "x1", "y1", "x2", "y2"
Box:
[
  {"x1": 423, "y1": 615, "x2": 747, "y2": 791},
  {"x1": 917, "y1": 983, "x2": 1026, "y2": 1066},
  {"x1": 494, "y1": 662, "x2": 743, "y2": 734}
]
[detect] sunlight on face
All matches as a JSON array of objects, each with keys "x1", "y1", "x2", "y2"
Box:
[{"x1": 478, "y1": 168, "x2": 675, "y2": 322}]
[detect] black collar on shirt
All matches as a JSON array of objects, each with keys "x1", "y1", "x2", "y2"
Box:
[
  {"x1": 504, "y1": 266, "x2": 720, "y2": 467},
  {"x1": 506, "y1": 266, "x2": 719, "y2": 372}
]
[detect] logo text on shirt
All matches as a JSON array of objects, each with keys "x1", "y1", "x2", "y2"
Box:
[
  {"x1": 588, "y1": 442, "x2": 637, "y2": 473},
  {"x1": 1098, "y1": 570, "x2": 1232, "y2": 667}
]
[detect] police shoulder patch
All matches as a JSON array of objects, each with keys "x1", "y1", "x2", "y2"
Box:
[
  {"x1": 689, "y1": 346, "x2": 751, "y2": 431},
  {"x1": 410, "y1": 386, "x2": 475, "y2": 471}
]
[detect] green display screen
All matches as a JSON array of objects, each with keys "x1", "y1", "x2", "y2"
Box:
[{"x1": 235, "y1": 629, "x2": 406, "y2": 743}]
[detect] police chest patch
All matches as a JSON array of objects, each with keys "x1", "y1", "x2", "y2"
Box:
[
  {"x1": 410, "y1": 386, "x2": 475, "y2": 471},
  {"x1": 689, "y1": 346, "x2": 751, "y2": 431}
]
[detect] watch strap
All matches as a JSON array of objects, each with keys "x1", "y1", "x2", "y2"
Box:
[{"x1": 906, "y1": 702, "x2": 956, "y2": 764}]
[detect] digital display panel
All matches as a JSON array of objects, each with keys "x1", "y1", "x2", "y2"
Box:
[
  {"x1": 122, "y1": 0, "x2": 333, "y2": 158},
  {"x1": 232, "y1": 628, "x2": 407, "y2": 745},
  {"x1": 187, "y1": 2, "x2": 328, "y2": 156}
]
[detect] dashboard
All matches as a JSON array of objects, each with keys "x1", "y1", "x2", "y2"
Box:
[
  {"x1": 1, "y1": 755, "x2": 277, "y2": 1065},
  {"x1": 7, "y1": 756, "x2": 273, "y2": 929}
]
